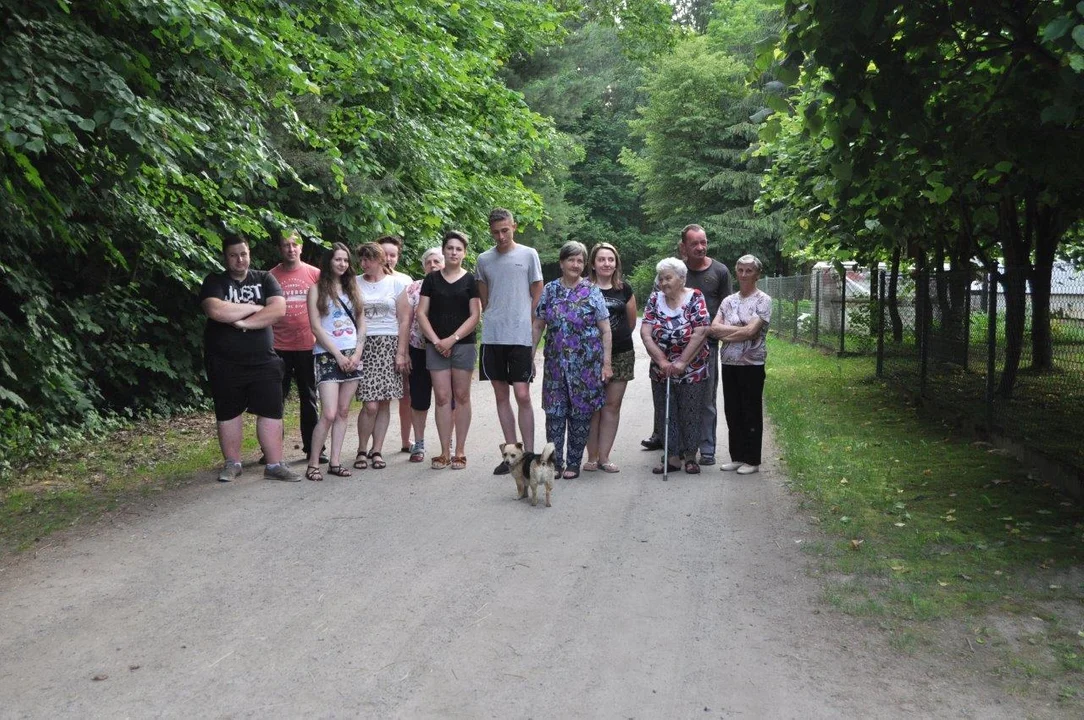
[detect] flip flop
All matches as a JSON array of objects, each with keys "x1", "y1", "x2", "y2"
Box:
[{"x1": 599, "y1": 462, "x2": 619, "y2": 473}]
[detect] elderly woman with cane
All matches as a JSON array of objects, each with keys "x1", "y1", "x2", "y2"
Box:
[
  {"x1": 711, "y1": 254, "x2": 772, "y2": 475},
  {"x1": 532, "y1": 241, "x2": 612, "y2": 479},
  {"x1": 640, "y1": 257, "x2": 711, "y2": 476}
]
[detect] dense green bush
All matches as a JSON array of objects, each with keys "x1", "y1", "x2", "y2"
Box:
[{"x1": 0, "y1": 0, "x2": 564, "y2": 468}]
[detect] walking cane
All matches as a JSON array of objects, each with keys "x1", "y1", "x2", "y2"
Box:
[{"x1": 663, "y1": 374, "x2": 672, "y2": 482}]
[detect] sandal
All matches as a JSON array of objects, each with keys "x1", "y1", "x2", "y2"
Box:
[
  {"x1": 327, "y1": 464, "x2": 351, "y2": 477},
  {"x1": 450, "y1": 455, "x2": 467, "y2": 470},
  {"x1": 305, "y1": 465, "x2": 323, "y2": 482},
  {"x1": 352, "y1": 450, "x2": 368, "y2": 470},
  {"x1": 431, "y1": 454, "x2": 450, "y2": 470},
  {"x1": 582, "y1": 461, "x2": 599, "y2": 472},
  {"x1": 409, "y1": 442, "x2": 425, "y2": 463},
  {"x1": 684, "y1": 460, "x2": 701, "y2": 474},
  {"x1": 562, "y1": 466, "x2": 580, "y2": 479},
  {"x1": 652, "y1": 462, "x2": 681, "y2": 475},
  {"x1": 599, "y1": 462, "x2": 619, "y2": 473},
  {"x1": 368, "y1": 451, "x2": 386, "y2": 469}
]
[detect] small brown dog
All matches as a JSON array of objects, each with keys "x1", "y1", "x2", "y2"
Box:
[{"x1": 499, "y1": 442, "x2": 556, "y2": 507}]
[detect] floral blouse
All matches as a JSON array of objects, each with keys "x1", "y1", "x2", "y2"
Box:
[
  {"x1": 716, "y1": 289, "x2": 772, "y2": 366},
  {"x1": 642, "y1": 288, "x2": 711, "y2": 384},
  {"x1": 534, "y1": 278, "x2": 609, "y2": 419}
]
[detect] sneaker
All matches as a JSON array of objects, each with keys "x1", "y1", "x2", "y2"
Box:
[
  {"x1": 493, "y1": 460, "x2": 510, "y2": 475},
  {"x1": 217, "y1": 461, "x2": 242, "y2": 482},
  {"x1": 736, "y1": 464, "x2": 760, "y2": 475},
  {"x1": 699, "y1": 453, "x2": 716, "y2": 466},
  {"x1": 719, "y1": 462, "x2": 743, "y2": 472},
  {"x1": 640, "y1": 435, "x2": 663, "y2": 451},
  {"x1": 263, "y1": 463, "x2": 302, "y2": 482}
]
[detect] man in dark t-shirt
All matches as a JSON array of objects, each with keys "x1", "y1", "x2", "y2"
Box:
[{"x1": 199, "y1": 235, "x2": 299, "y2": 482}]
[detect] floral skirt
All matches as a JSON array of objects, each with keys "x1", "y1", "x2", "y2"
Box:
[{"x1": 315, "y1": 348, "x2": 362, "y2": 385}]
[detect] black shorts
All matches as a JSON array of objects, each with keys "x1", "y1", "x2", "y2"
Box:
[
  {"x1": 479, "y1": 344, "x2": 534, "y2": 384},
  {"x1": 408, "y1": 346, "x2": 432, "y2": 411},
  {"x1": 205, "y1": 354, "x2": 285, "y2": 422}
]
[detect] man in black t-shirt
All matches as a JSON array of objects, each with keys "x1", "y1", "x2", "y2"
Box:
[{"x1": 199, "y1": 235, "x2": 300, "y2": 482}]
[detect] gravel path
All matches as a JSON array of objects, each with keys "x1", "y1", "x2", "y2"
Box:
[{"x1": 0, "y1": 348, "x2": 1053, "y2": 718}]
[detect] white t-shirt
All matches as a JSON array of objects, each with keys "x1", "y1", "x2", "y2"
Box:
[{"x1": 357, "y1": 274, "x2": 409, "y2": 336}]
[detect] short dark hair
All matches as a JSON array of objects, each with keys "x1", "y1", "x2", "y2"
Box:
[
  {"x1": 375, "y1": 235, "x2": 402, "y2": 249},
  {"x1": 680, "y1": 224, "x2": 705, "y2": 243},
  {"x1": 443, "y1": 230, "x2": 469, "y2": 249},
  {"x1": 488, "y1": 208, "x2": 514, "y2": 225},
  {"x1": 223, "y1": 234, "x2": 248, "y2": 252}
]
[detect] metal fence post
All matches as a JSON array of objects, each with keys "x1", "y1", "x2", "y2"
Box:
[
  {"x1": 963, "y1": 270, "x2": 971, "y2": 372},
  {"x1": 919, "y1": 269, "x2": 929, "y2": 395},
  {"x1": 792, "y1": 281, "x2": 799, "y2": 341},
  {"x1": 813, "y1": 272, "x2": 821, "y2": 347},
  {"x1": 839, "y1": 268, "x2": 847, "y2": 355},
  {"x1": 985, "y1": 272, "x2": 997, "y2": 429},
  {"x1": 877, "y1": 267, "x2": 885, "y2": 377}
]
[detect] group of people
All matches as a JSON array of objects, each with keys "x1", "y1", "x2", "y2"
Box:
[{"x1": 198, "y1": 211, "x2": 772, "y2": 484}]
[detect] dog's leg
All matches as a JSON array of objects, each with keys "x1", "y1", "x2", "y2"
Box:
[
  {"x1": 530, "y1": 478, "x2": 538, "y2": 506},
  {"x1": 515, "y1": 474, "x2": 527, "y2": 499},
  {"x1": 544, "y1": 479, "x2": 552, "y2": 508}
]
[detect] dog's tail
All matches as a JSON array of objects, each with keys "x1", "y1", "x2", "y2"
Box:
[{"x1": 539, "y1": 442, "x2": 556, "y2": 467}]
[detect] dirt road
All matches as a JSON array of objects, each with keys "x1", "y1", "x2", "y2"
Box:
[{"x1": 0, "y1": 351, "x2": 1053, "y2": 718}]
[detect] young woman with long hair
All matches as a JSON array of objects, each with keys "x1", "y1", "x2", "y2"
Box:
[
  {"x1": 305, "y1": 243, "x2": 366, "y2": 481},
  {"x1": 584, "y1": 242, "x2": 637, "y2": 473}
]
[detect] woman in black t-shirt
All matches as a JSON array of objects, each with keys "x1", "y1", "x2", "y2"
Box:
[
  {"x1": 416, "y1": 231, "x2": 482, "y2": 470},
  {"x1": 584, "y1": 242, "x2": 638, "y2": 473}
]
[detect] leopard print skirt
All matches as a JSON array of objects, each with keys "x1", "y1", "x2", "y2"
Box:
[{"x1": 355, "y1": 334, "x2": 405, "y2": 402}]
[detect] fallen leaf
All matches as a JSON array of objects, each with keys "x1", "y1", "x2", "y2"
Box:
[
  {"x1": 894, "y1": 522, "x2": 906, "y2": 527},
  {"x1": 850, "y1": 539, "x2": 864, "y2": 550},
  {"x1": 923, "y1": 469, "x2": 932, "y2": 476},
  {"x1": 92, "y1": 674, "x2": 108, "y2": 682},
  {"x1": 839, "y1": 477, "x2": 849, "y2": 485},
  {"x1": 938, "y1": 581, "x2": 949, "y2": 587},
  {"x1": 1049, "y1": 585, "x2": 1062, "y2": 590}
]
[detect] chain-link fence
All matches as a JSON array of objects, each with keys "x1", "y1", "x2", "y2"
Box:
[{"x1": 764, "y1": 263, "x2": 1084, "y2": 473}]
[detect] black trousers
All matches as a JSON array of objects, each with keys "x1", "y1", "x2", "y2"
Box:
[
  {"x1": 720, "y1": 364, "x2": 765, "y2": 466},
  {"x1": 276, "y1": 349, "x2": 318, "y2": 453}
]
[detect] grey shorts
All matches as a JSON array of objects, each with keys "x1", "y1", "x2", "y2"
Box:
[{"x1": 426, "y1": 342, "x2": 477, "y2": 372}]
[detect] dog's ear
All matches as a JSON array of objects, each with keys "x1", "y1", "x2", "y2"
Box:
[
  {"x1": 497, "y1": 443, "x2": 505, "y2": 454},
  {"x1": 515, "y1": 442, "x2": 524, "y2": 451}
]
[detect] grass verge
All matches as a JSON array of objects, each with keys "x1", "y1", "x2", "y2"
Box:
[
  {"x1": 764, "y1": 337, "x2": 1084, "y2": 703},
  {"x1": 0, "y1": 405, "x2": 301, "y2": 554}
]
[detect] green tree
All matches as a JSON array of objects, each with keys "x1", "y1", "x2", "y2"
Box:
[{"x1": 0, "y1": 0, "x2": 565, "y2": 465}]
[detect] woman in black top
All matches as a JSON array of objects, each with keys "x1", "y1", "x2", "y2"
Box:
[
  {"x1": 416, "y1": 231, "x2": 482, "y2": 470},
  {"x1": 584, "y1": 242, "x2": 638, "y2": 473}
]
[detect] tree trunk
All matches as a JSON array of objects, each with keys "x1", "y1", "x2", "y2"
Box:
[
  {"x1": 1030, "y1": 205, "x2": 1057, "y2": 371},
  {"x1": 996, "y1": 195, "x2": 1031, "y2": 398},
  {"x1": 889, "y1": 246, "x2": 903, "y2": 342}
]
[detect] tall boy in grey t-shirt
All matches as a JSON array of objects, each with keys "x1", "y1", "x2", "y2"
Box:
[{"x1": 476, "y1": 208, "x2": 544, "y2": 474}]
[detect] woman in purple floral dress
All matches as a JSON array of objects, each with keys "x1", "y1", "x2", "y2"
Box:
[{"x1": 532, "y1": 241, "x2": 613, "y2": 478}]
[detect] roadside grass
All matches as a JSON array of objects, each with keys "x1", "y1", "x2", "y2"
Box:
[
  {"x1": 0, "y1": 405, "x2": 301, "y2": 553},
  {"x1": 764, "y1": 337, "x2": 1084, "y2": 699}
]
